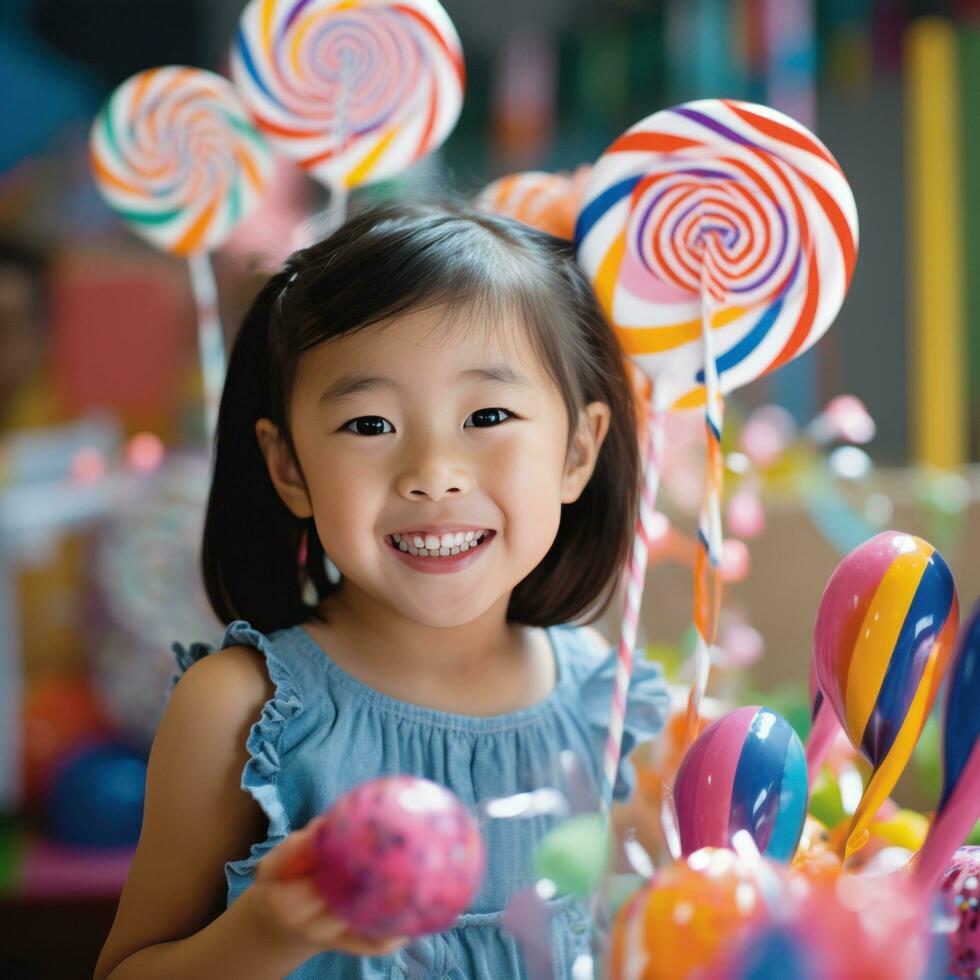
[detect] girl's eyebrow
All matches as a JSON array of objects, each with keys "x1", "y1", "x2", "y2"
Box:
[{"x1": 318, "y1": 363, "x2": 531, "y2": 403}]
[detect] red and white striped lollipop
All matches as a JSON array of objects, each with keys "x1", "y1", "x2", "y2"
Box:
[
  {"x1": 90, "y1": 67, "x2": 274, "y2": 256},
  {"x1": 232, "y1": 0, "x2": 464, "y2": 192},
  {"x1": 575, "y1": 98, "x2": 858, "y2": 410}
]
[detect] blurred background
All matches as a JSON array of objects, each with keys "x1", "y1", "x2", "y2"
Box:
[{"x1": 2, "y1": 0, "x2": 979, "y2": 975}]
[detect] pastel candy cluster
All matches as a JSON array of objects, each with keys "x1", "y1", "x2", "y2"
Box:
[
  {"x1": 232, "y1": 0, "x2": 464, "y2": 190},
  {"x1": 90, "y1": 67, "x2": 274, "y2": 256},
  {"x1": 313, "y1": 776, "x2": 485, "y2": 938},
  {"x1": 673, "y1": 706, "x2": 808, "y2": 862},
  {"x1": 576, "y1": 98, "x2": 858, "y2": 409}
]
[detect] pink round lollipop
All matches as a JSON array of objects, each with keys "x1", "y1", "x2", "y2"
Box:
[
  {"x1": 90, "y1": 67, "x2": 274, "y2": 256},
  {"x1": 575, "y1": 98, "x2": 858, "y2": 409},
  {"x1": 313, "y1": 776, "x2": 485, "y2": 938},
  {"x1": 232, "y1": 0, "x2": 464, "y2": 191}
]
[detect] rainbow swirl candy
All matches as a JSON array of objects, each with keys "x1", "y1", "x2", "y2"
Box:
[
  {"x1": 90, "y1": 67, "x2": 274, "y2": 256},
  {"x1": 232, "y1": 0, "x2": 464, "y2": 190},
  {"x1": 813, "y1": 531, "x2": 958, "y2": 860},
  {"x1": 575, "y1": 98, "x2": 858, "y2": 410},
  {"x1": 673, "y1": 706, "x2": 808, "y2": 863}
]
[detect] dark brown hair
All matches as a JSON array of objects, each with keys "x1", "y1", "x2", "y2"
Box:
[{"x1": 202, "y1": 200, "x2": 640, "y2": 633}]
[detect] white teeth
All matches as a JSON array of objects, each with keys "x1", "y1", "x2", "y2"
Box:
[
  {"x1": 450, "y1": 546, "x2": 460, "y2": 555},
  {"x1": 413, "y1": 535, "x2": 425, "y2": 549},
  {"x1": 459, "y1": 542, "x2": 470, "y2": 552},
  {"x1": 454, "y1": 532, "x2": 464, "y2": 546},
  {"x1": 393, "y1": 533, "x2": 401, "y2": 543},
  {"x1": 424, "y1": 534, "x2": 440, "y2": 550},
  {"x1": 439, "y1": 547, "x2": 450, "y2": 556},
  {"x1": 440, "y1": 532, "x2": 455, "y2": 548},
  {"x1": 464, "y1": 531, "x2": 475, "y2": 541},
  {"x1": 398, "y1": 540, "x2": 408, "y2": 551},
  {"x1": 408, "y1": 546, "x2": 419, "y2": 555}
]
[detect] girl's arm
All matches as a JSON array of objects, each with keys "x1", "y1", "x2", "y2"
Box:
[{"x1": 94, "y1": 645, "x2": 401, "y2": 979}]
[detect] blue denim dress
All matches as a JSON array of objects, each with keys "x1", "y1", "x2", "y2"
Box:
[{"x1": 171, "y1": 620, "x2": 668, "y2": 979}]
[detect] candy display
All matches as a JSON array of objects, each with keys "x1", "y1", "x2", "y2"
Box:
[
  {"x1": 312, "y1": 776, "x2": 485, "y2": 938},
  {"x1": 812, "y1": 531, "x2": 958, "y2": 859},
  {"x1": 232, "y1": 0, "x2": 464, "y2": 191},
  {"x1": 673, "y1": 706, "x2": 808, "y2": 862}
]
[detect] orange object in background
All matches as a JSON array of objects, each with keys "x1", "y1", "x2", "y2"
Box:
[{"x1": 21, "y1": 673, "x2": 115, "y2": 808}]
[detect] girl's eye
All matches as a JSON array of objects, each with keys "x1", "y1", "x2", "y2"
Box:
[
  {"x1": 464, "y1": 408, "x2": 512, "y2": 428},
  {"x1": 343, "y1": 416, "x2": 394, "y2": 436}
]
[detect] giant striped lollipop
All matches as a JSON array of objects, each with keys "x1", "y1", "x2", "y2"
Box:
[
  {"x1": 476, "y1": 167, "x2": 590, "y2": 241},
  {"x1": 90, "y1": 67, "x2": 274, "y2": 435},
  {"x1": 813, "y1": 531, "x2": 958, "y2": 861},
  {"x1": 576, "y1": 100, "x2": 858, "y2": 792},
  {"x1": 232, "y1": 0, "x2": 463, "y2": 217}
]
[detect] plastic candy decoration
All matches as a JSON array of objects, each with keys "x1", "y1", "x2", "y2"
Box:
[
  {"x1": 90, "y1": 67, "x2": 274, "y2": 435},
  {"x1": 577, "y1": 98, "x2": 858, "y2": 760},
  {"x1": 606, "y1": 847, "x2": 772, "y2": 980},
  {"x1": 915, "y1": 601, "x2": 980, "y2": 889},
  {"x1": 475, "y1": 167, "x2": 590, "y2": 240},
  {"x1": 673, "y1": 706, "x2": 808, "y2": 862},
  {"x1": 312, "y1": 776, "x2": 484, "y2": 938},
  {"x1": 575, "y1": 98, "x2": 858, "y2": 411},
  {"x1": 233, "y1": 0, "x2": 464, "y2": 197},
  {"x1": 45, "y1": 742, "x2": 148, "y2": 847},
  {"x1": 813, "y1": 531, "x2": 958, "y2": 861},
  {"x1": 90, "y1": 67, "x2": 273, "y2": 256},
  {"x1": 938, "y1": 847, "x2": 980, "y2": 979}
]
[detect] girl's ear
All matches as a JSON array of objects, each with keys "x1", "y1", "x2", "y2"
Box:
[
  {"x1": 561, "y1": 401, "x2": 611, "y2": 504},
  {"x1": 255, "y1": 419, "x2": 314, "y2": 518}
]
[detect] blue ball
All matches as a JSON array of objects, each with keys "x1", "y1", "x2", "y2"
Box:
[{"x1": 45, "y1": 742, "x2": 147, "y2": 847}]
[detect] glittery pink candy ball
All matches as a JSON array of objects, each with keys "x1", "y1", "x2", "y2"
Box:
[
  {"x1": 941, "y1": 847, "x2": 980, "y2": 979},
  {"x1": 312, "y1": 776, "x2": 486, "y2": 939}
]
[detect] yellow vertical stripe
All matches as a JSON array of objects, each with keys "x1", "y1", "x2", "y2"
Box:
[
  {"x1": 843, "y1": 550, "x2": 929, "y2": 747},
  {"x1": 344, "y1": 128, "x2": 399, "y2": 188},
  {"x1": 906, "y1": 18, "x2": 965, "y2": 468}
]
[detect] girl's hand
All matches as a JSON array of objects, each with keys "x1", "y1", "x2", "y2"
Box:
[{"x1": 248, "y1": 816, "x2": 410, "y2": 959}]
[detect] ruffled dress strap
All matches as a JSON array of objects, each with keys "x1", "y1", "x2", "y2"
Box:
[
  {"x1": 169, "y1": 620, "x2": 305, "y2": 870},
  {"x1": 554, "y1": 624, "x2": 670, "y2": 801}
]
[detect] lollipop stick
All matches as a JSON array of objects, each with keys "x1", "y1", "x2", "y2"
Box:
[
  {"x1": 187, "y1": 252, "x2": 225, "y2": 441},
  {"x1": 600, "y1": 399, "x2": 665, "y2": 817},
  {"x1": 684, "y1": 258, "x2": 724, "y2": 750}
]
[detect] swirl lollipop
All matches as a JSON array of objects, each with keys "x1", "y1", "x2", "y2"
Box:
[
  {"x1": 233, "y1": 0, "x2": 463, "y2": 209},
  {"x1": 813, "y1": 531, "x2": 958, "y2": 861},
  {"x1": 577, "y1": 100, "x2": 858, "y2": 781},
  {"x1": 476, "y1": 167, "x2": 590, "y2": 241},
  {"x1": 914, "y1": 602, "x2": 980, "y2": 889},
  {"x1": 90, "y1": 67, "x2": 274, "y2": 435},
  {"x1": 673, "y1": 706, "x2": 808, "y2": 863}
]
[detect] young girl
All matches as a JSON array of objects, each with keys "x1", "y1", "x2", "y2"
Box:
[{"x1": 95, "y1": 201, "x2": 669, "y2": 979}]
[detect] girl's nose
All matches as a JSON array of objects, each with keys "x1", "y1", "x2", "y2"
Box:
[{"x1": 396, "y1": 452, "x2": 473, "y2": 501}]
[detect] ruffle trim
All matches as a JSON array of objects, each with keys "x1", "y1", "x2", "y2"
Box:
[
  {"x1": 577, "y1": 643, "x2": 670, "y2": 801},
  {"x1": 170, "y1": 619, "x2": 304, "y2": 879}
]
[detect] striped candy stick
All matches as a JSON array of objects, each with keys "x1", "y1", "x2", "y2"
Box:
[
  {"x1": 600, "y1": 396, "x2": 666, "y2": 816},
  {"x1": 684, "y1": 257, "x2": 725, "y2": 751}
]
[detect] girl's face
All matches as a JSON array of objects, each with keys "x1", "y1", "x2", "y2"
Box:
[{"x1": 258, "y1": 303, "x2": 610, "y2": 630}]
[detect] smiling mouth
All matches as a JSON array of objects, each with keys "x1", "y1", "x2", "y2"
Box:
[{"x1": 384, "y1": 530, "x2": 494, "y2": 558}]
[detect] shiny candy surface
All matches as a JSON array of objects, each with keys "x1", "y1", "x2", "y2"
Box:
[
  {"x1": 232, "y1": 0, "x2": 463, "y2": 189},
  {"x1": 575, "y1": 99, "x2": 858, "y2": 409},
  {"x1": 90, "y1": 67, "x2": 274, "y2": 256},
  {"x1": 813, "y1": 531, "x2": 958, "y2": 859},
  {"x1": 674, "y1": 706, "x2": 808, "y2": 862}
]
